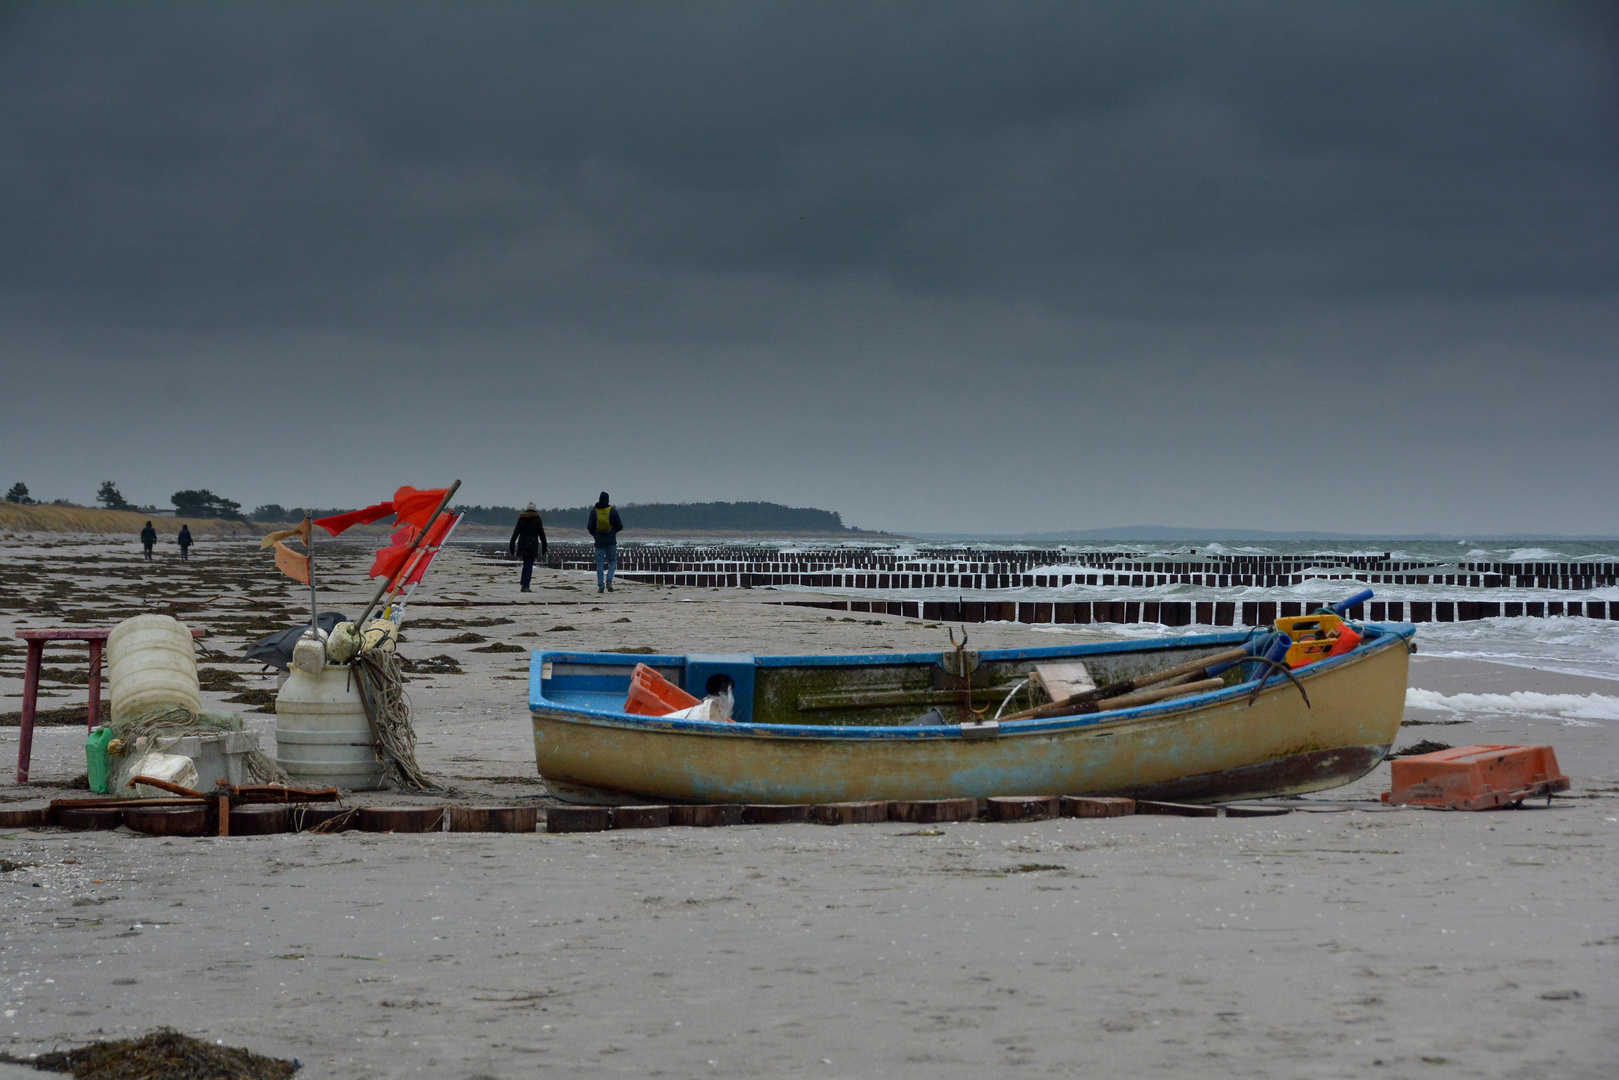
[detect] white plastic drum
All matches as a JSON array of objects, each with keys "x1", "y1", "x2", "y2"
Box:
[
  {"x1": 106, "y1": 614, "x2": 202, "y2": 723},
  {"x1": 274, "y1": 665, "x2": 384, "y2": 791}
]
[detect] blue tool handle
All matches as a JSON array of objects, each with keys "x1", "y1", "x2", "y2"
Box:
[
  {"x1": 1332, "y1": 589, "x2": 1374, "y2": 615},
  {"x1": 1205, "y1": 631, "x2": 1269, "y2": 677},
  {"x1": 1250, "y1": 632, "x2": 1293, "y2": 688}
]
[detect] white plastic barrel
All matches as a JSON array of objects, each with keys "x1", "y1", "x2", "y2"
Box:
[
  {"x1": 274, "y1": 665, "x2": 383, "y2": 790},
  {"x1": 106, "y1": 614, "x2": 202, "y2": 723}
]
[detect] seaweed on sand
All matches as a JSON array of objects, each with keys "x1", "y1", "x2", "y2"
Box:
[{"x1": 2, "y1": 1027, "x2": 298, "y2": 1079}]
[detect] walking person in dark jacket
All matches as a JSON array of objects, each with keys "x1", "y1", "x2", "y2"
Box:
[
  {"x1": 509, "y1": 503, "x2": 549, "y2": 592},
  {"x1": 177, "y1": 524, "x2": 193, "y2": 561},
  {"x1": 140, "y1": 521, "x2": 157, "y2": 561},
  {"x1": 585, "y1": 492, "x2": 624, "y2": 593}
]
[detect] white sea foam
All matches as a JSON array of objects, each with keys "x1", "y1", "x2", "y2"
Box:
[{"x1": 1404, "y1": 688, "x2": 1619, "y2": 725}]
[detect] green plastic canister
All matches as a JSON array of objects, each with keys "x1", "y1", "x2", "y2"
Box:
[{"x1": 85, "y1": 726, "x2": 115, "y2": 794}]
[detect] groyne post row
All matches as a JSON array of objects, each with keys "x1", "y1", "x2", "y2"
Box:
[
  {"x1": 772, "y1": 599, "x2": 1619, "y2": 626},
  {"x1": 492, "y1": 543, "x2": 1619, "y2": 593}
]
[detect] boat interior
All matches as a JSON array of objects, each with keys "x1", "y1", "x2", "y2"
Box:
[{"x1": 532, "y1": 624, "x2": 1403, "y2": 728}]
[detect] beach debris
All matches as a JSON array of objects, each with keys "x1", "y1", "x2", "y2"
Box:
[
  {"x1": 125, "y1": 750, "x2": 199, "y2": 799},
  {"x1": 1383, "y1": 744, "x2": 1570, "y2": 810},
  {"x1": 1391, "y1": 739, "x2": 1452, "y2": 757},
  {"x1": 3, "y1": 1026, "x2": 298, "y2": 1079}
]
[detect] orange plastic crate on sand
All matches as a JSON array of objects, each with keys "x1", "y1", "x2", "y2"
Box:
[{"x1": 1383, "y1": 744, "x2": 1569, "y2": 811}]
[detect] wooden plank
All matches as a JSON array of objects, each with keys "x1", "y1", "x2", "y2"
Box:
[
  {"x1": 449, "y1": 806, "x2": 539, "y2": 833},
  {"x1": 987, "y1": 795, "x2": 1060, "y2": 821},
  {"x1": 545, "y1": 805, "x2": 611, "y2": 833},
  {"x1": 1060, "y1": 796, "x2": 1135, "y2": 818},
  {"x1": 741, "y1": 804, "x2": 813, "y2": 824},
  {"x1": 812, "y1": 801, "x2": 887, "y2": 826},
  {"x1": 127, "y1": 805, "x2": 211, "y2": 837},
  {"x1": 289, "y1": 805, "x2": 359, "y2": 832},
  {"x1": 360, "y1": 806, "x2": 446, "y2": 833},
  {"x1": 1030, "y1": 662, "x2": 1094, "y2": 703},
  {"x1": 0, "y1": 806, "x2": 49, "y2": 828},
  {"x1": 668, "y1": 804, "x2": 743, "y2": 827},
  {"x1": 1135, "y1": 800, "x2": 1219, "y2": 817},
  {"x1": 888, "y1": 798, "x2": 977, "y2": 824},
  {"x1": 53, "y1": 807, "x2": 124, "y2": 830},
  {"x1": 610, "y1": 805, "x2": 672, "y2": 829},
  {"x1": 227, "y1": 805, "x2": 290, "y2": 835}
]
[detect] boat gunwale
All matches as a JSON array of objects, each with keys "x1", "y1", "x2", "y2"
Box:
[{"x1": 529, "y1": 623, "x2": 1416, "y2": 741}]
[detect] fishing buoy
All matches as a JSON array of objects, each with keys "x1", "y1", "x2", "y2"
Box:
[
  {"x1": 360, "y1": 618, "x2": 398, "y2": 655},
  {"x1": 326, "y1": 622, "x2": 362, "y2": 664}
]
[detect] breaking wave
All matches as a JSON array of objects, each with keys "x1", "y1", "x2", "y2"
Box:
[{"x1": 1404, "y1": 688, "x2": 1619, "y2": 725}]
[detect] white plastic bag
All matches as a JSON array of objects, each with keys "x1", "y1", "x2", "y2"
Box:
[
  {"x1": 662, "y1": 691, "x2": 735, "y2": 723},
  {"x1": 127, "y1": 750, "x2": 201, "y2": 798}
]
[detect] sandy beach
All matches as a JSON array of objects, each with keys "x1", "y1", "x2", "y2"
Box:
[{"x1": 2, "y1": 536, "x2": 1616, "y2": 1078}]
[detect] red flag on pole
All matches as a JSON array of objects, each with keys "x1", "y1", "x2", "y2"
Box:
[
  {"x1": 315, "y1": 502, "x2": 395, "y2": 537},
  {"x1": 392, "y1": 486, "x2": 450, "y2": 529},
  {"x1": 403, "y1": 512, "x2": 462, "y2": 585},
  {"x1": 368, "y1": 523, "x2": 420, "y2": 580}
]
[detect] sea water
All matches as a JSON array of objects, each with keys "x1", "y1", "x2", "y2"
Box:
[{"x1": 754, "y1": 537, "x2": 1619, "y2": 724}]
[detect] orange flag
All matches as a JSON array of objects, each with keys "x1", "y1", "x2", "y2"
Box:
[
  {"x1": 274, "y1": 540, "x2": 311, "y2": 584},
  {"x1": 392, "y1": 486, "x2": 450, "y2": 529},
  {"x1": 259, "y1": 517, "x2": 312, "y2": 550}
]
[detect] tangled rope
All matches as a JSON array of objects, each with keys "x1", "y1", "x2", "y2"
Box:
[
  {"x1": 351, "y1": 650, "x2": 449, "y2": 794},
  {"x1": 107, "y1": 706, "x2": 289, "y2": 790}
]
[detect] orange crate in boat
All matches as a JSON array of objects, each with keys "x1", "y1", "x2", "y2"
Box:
[{"x1": 1383, "y1": 744, "x2": 1569, "y2": 811}]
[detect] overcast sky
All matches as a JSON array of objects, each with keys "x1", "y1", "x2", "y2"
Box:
[{"x1": 2, "y1": 2, "x2": 1615, "y2": 535}]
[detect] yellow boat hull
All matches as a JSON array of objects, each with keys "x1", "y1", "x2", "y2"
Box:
[{"x1": 530, "y1": 629, "x2": 1411, "y2": 805}]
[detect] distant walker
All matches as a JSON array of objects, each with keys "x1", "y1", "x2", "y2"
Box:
[
  {"x1": 140, "y1": 520, "x2": 157, "y2": 562},
  {"x1": 177, "y1": 523, "x2": 192, "y2": 561},
  {"x1": 586, "y1": 492, "x2": 624, "y2": 593},
  {"x1": 509, "y1": 502, "x2": 549, "y2": 593}
]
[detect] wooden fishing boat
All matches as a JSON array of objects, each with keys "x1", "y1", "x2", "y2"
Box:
[{"x1": 529, "y1": 623, "x2": 1414, "y2": 806}]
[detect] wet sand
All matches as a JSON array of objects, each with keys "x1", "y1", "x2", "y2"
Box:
[{"x1": 2, "y1": 536, "x2": 1616, "y2": 1078}]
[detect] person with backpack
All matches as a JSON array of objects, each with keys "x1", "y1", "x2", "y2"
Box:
[
  {"x1": 509, "y1": 502, "x2": 549, "y2": 592},
  {"x1": 140, "y1": 521, "x2": 157, "y2": 561},
  {"x1": 585, "y1": 492, "x2": 624, "y2": 593}
]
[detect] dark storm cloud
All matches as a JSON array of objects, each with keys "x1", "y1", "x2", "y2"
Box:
[{"x1": 2, "y1": 2, "x2": 1615, "y2": 330}]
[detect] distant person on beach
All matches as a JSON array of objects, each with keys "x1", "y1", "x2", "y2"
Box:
[
  {"x1": 509, "y1": 502, "x2": 549, "y2": 593},
  {"x1": 586, "y1": 492, "x2": 624, "y2": 593},
  {"x1": 140, "y1": 521, "x2": 156, "y2": 561},
  {"x1": 177, "y1": 524, "x2": 192, "y2": 561}
]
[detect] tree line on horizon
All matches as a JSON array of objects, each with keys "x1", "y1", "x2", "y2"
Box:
[
  {"x1": 250, "y1": 500, "x2": 857, "y2": 533},
  {"x1": 5, "y1": 481, "x2": 862, "y2": 533},
  {"x1": 4, "y1": 480, "x2": 244, "y2": 520}
]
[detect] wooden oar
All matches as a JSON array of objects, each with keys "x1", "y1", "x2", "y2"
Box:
[{"x1": 1001, "y1": 646, "x2": 1249, "y2": 722}]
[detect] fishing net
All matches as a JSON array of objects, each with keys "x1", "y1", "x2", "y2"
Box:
[
  {"x1": 105, "y1": 705, "x2": 288, "y2": 794},
  {"x1": 351, "y1": 650, "x2": 448, "y2": 794}
]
